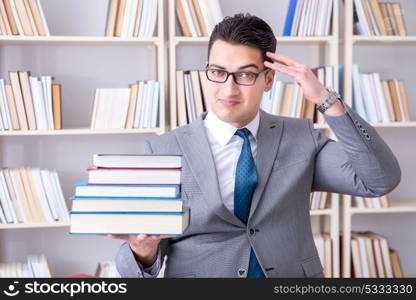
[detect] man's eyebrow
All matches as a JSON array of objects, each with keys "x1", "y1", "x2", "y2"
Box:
[{"x1": 207, "y1": 64, "x2": 260, "y2": 70}]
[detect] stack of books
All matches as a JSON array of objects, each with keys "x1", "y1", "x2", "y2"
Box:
[
  {"x1": 1, "y1": 72, "x2": 61, "y2": 131},
  {"x1": 90, "y1": 80, "x2": 160, "y2": 130},
  {"x1": 0, "y1": 255, "x2": 52, "y2": 277},
  {"x1": 351, "y1": 231, "x2": 403, "y2": 278},
  {"x1": 175, "y1": 0, "x2": 223, "y2": 37},
  {"x1": 0, "y1": 0, "x2": 50, "y2": 36},
  {"x1": 105, "y1": 0, "x2": 158, "y2": 38},
  {"x1": 69, "y1": 154, "x2": 190, "y2": 235},
  {"x1": 353, "y1": 0, "x2": 407, "y2": 36},
  {"x1": 352, "y1": 64, "x2": 411, "y2": 123},
  {"x1": 0, "y1": 168, "x2": 69, "y2": 224},
  {"x1": 283, "y1": 0, "x2": 333, "y2": 36}
]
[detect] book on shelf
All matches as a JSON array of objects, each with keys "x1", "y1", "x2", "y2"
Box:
[
  {"x1": 352, "y1": 195, "x2": 389, "y2": 209},
  {"x1": 0, "y1": 255, "x2": 52, "y2": 278},
  {"x1": 353, "y1": 0, "x2": 407, "y2": 36},
  {"x1": 70, "y1": 154, "x2": 190, "y2": 235},
  {"x1": 352, "y1": 64, "x2": 411, "y2": 123},
  {"x1": 309, "y1": 191, "x2": 330, "y2": 210},
  {"x1": 0, "y1": 168, "x2": 69, "y2": 225},
  {"x1": 1, "y1": 72, "x2": 62, "y2": 131},
  {"x1": 0, "y1": 0, "x2": 49, "y2": 36},
  {"x1": 260, "y1": 65, "x2": 335, "y2": 124},
  {"x1": 175, "y1": 0, "x2": 223, "y2": 37},
  {"x1": 283, "y1": 0, "x2": 333, "y2": 37},
  {"x1": 90, "y1": 80, "x2": 160, "y2": 130},
  {"x1": 350, "y1": 231, "x2": 403, "y2": 278},
  {"x1": 105, "y1": 0, "x2": 158, "y2": 38},
  {"x1": 313, "y1": 232, "x2": 332, "y2": 277}
]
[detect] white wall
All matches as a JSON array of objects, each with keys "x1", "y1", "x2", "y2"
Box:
[{"x1": 0, "y1": 0, "x2": 415, "y2": 277}]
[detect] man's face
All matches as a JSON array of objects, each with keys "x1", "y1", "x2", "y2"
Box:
[{"x1": 206, "y1": 39, "x2": 275, "y2": 128}]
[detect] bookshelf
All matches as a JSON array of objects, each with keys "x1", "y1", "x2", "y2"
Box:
[
  {"x1": 0, "y1": 0, "x2": 167, "y2": 276},
  {"x1": 341, "y1": 0, "x2": 416, "y2": 278}
]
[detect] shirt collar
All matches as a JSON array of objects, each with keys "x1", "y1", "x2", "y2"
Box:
[{"x1": 204, "y1": 109, "x2": 260, "y2": 147}]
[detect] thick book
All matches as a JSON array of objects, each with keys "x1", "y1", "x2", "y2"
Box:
[
  {"x1": 71, "y1": 196, "x2": 183, "y2": 212},
  {"x1": 93, "y1": 154, "x2": 182, "y2": 168},
  {"x1": 75, "y1": 183, "x2": 180, "y2": 198},
  {"x1": 87, "y1": 167, "x2": 181, "y2": 185},
  {"x1": 69, "y1": 207, "x2": 190, "y2": 235}
]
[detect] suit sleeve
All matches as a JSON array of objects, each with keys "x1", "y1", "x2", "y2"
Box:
[
  {"x1": 309, "y1": 103, "x2": 401, "y2": 197},
  {"x1": 115, "y1": 140, "x2": 170, "y2": 278}
]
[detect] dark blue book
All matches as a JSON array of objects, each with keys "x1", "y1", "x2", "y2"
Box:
[{"x1": 283, "y1": 0, "x2": 298, "y2": 36}]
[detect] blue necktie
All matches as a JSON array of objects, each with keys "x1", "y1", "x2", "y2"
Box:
[{"x1": 234, "y1": 128, "x2": 265, "y2": 278}]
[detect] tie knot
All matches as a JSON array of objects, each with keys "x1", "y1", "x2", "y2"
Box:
[{"x1": 235, "y1": 128, "x2": 250, "y2": 140}]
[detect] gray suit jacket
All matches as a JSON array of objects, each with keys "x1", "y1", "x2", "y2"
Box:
[{"x1": 115, "y1": 104, "x2": 401, "y2": 278}]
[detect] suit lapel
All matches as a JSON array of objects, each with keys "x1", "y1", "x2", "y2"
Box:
[
  {"x1": 176, "y1": 114, "x2": 245, "y2": 227},
  {"x1": 249, "y1": 110, "x2": 284, "y2": 221}
]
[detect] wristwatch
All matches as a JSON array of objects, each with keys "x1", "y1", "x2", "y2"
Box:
[{"x1": 316, "y1": 88, "x2": 341, "y2": 114}]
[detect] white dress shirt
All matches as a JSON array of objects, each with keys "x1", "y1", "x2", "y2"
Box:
[{"x1": 204, "y1": 110, "x2": 260, "y2": 213}]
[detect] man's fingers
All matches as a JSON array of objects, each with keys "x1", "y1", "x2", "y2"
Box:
[
  {"x1": 264, "y1": 61, "x2": 297, "y2": 78},
  {"x1": 266, "y1": 51, "x2": 301, "y2": 67}
]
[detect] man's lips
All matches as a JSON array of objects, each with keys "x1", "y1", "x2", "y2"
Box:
[{"x1": 218, "y1": 99, "x2": 240, "y2": 106}]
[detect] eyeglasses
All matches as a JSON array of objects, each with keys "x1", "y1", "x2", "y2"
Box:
[{"x1": 205, "y1": 67, "x2": 270, "y2": 86}]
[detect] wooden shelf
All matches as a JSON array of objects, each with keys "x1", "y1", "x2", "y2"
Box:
[
  {"x1": 353, "y1": 35, "x2": 416, "y2": 44},
  {"x1": 350, "y1": 199, "x2": 416, "y2": 215},
  {"x1": 0, "y1": 128, "x2": 163, "y2": 136},
  {"x1": 310, "y1": 208, "x2": 335, "y2": 216},
  {"x1": 0, "y1": 222, "x2": 70, "y2": 229},
  {"x1": 0, "y1": 35, "x2": 162, "y2": 46},
  {"x1": 174, "y1": 35, "x2": 337, "y2": 45}
]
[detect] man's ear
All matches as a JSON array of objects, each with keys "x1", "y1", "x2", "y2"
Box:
[{"x1": 264, "y1": 69, "x2": 275, "y2": 92}]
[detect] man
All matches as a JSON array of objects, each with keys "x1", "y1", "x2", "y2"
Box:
[{"x1": 111, "y1": 14, "x2": 401, "y2": 278}]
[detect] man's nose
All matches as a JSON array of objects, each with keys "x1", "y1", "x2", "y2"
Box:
[{"x1": 221, "y1": 74, "x2": 240, "y2": 96}]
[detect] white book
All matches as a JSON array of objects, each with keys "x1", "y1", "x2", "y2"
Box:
[
  {"x1": 29, "y1": 77, "x2": 47, "y2": 130},
  {"x1": 102, "y1": 89, "x2": 113, "y2": 129},
  {"x1": 127, "y1": 0, "x2": 139, "y2": 38},
  {"x1": 357, "y1": 236, "x2": 370, "y2": 277},
  {"x1": 93, "y1": 154, "x2": 182, "y2": 168},
  {"x1": 133, "y1": 81, "x2": 145, "y2": 128},
  {"x1": 90, "y1": 88, "x2": 99, "y2": 129},
  {"x1": 75, "y1": 183, "x2": 180, "y2": 198},
  {"x1": 368, "y1": 74, "x2": 382, "y2": 122},
  {"x1": 9, "y1": 0, "x2": 24, "y2": 35},
  {"x1": 36, "y1": 0, "x2": 49, "y2": 35},
  {"x1": 150, "y1": 81, "x2": 160, "y2": 128},
  {"x1": 145, "y1": 81, "x2": 155, "y2": 128},
  {"x1": 140, "y1": 82, "x2": 152, "y2": 128},
  {"x1": 112, "y1": 88, "x2": 130, "y2": 129},
  {"x1": 206, "y1": 0, "x2": 223, "y2": 27},
  {"x1": 315, "y1": 0, "x2": 325, "y2": 36},
  {"x1": 354, "y1": 0, "x2": 371, "y2": 36},
  {"x1": 197, "y1": 0, "x2": 214, "y2": 35},
  {"x1": 145, "y1": 0, "x2": 158, "y2": 37},
  {"x1": 393, "y1": 79, "x2": 405, "y2": 122},
  {"x1": 308, "y1": 0, "x2": 318, "y2": 36},
  {"x1": 291, "y1": 0, "x2": 304, "y2": 36},
  {"x1": 180, "y1": 0, "x2": 197, "y2": 37},
  {"x1": 40, "y1": 169, "x2": 61, "y2": 222},
  {"x1": 138, "y1": 82, "x2": 149, "y2": 128},
  {"x1": 138, "y1": 0, "x2": 149, "y2": 37},
  {"x1": 352, "y1": 64, "x2": 368, "y2": 120},
  {"x1": 121, "y1": 0, "x2": 133, "y2": 38},
  {"x1": 289, "y1": 84, "x2": 299, "y2": 117},
  {"x1": 373, "y1": 73, "x2": 390, "y2": 122},
  {"x1": 0, "y1": 171, "x2": 15, "y2": 223},
  {"x1": 183, "y1": 73, "x2": 194, "y2": 122},
  {"x1": 31, "y1": 168, "x2": 55, "y2": 222},
  {"x1": 271, "y1": 81, "x2": 284, "y2": 115},
  {"x1": 41, "y1": 76, "x2": 53, "y2": 130},
  {"x1": 8, "y1": 169, "x2": 28, "y2": 223},
  {"x1": 298, "y1": 0, "x2": 310, "y2": 36},
  {"x1": 0, "y1": 79, "x2": 11, "y2": 130},
  {"x1": 323, "y1": 0, "x2": 333, "y2": 36},
  {"x1": 360, "y1": 73, "x2": 378, "y2": 123},
  {"x1": 3, "y1": 169, "x2": 24, "y2": 223},
  {"x1": 51, "y1": 171, "x2": 69, "y2": 222}
]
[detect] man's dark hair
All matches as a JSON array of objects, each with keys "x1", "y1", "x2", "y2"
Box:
[{"x1": 208, "y1": 13, "x2": 277, "y2": 64}]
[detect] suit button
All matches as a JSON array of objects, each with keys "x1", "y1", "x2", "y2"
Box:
[
  {"x1": 249, "y1": 228, "x2": 255, "y2": 235},
  {"x1": 238, "y1": 268, "x2": 246, "y2": 277},
  {"x1": 365, "y1": 134, "x2": 371, "y2": 140}
]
